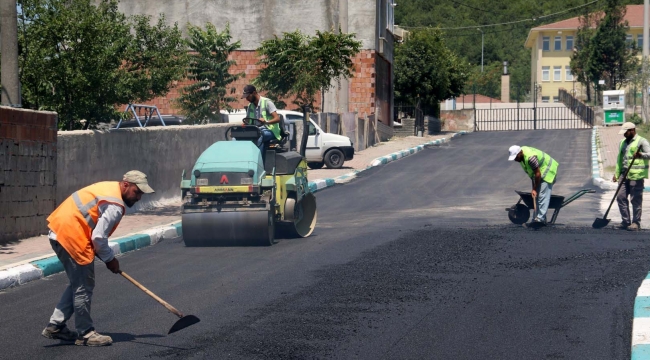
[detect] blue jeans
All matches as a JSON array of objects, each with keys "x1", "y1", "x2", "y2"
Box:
[
  {"x1": 257, "y1": 128, "x2": 276, "y2": 152},
  {"x1": 534, "y1": 181, "x2": 554, "y2": 222}
]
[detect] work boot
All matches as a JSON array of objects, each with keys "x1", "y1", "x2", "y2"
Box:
[
  {"x1": 41, "y1": 323, "x2": 78, "y2": 341},
  {"x1": 628, "y1": 223, "x2": 641, "y2": 231},
  {"x1": 75, "y1": 330, "x2": 113, "y2": 347},
  {"x1": 617, "y1": 222, "x2": 630, "y2": 230}
]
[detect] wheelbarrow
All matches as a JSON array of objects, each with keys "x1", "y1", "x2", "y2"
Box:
[{"x1": 505, "y1": 189, "x2": 595, "y2": 225}]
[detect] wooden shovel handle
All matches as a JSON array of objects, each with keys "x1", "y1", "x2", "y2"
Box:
[{"x1": 120, "y1": 271, "x2": 184, "y2": 319}]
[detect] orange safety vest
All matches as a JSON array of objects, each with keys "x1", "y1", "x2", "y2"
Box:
[{"x1": 47, "y1": 182, "x2": 126, "y2": 265}]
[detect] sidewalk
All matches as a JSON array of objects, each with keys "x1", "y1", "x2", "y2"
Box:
[{"x1": 0, "y1": 131, "x2": 464, "y2": 289}]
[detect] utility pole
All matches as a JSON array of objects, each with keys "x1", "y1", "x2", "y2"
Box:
[
  {"x1": 1, "y1": 0, "x2": 21, "y2": 107},
  {"x1": 477, "y1": 28, "x2": 484, "y2": 72},
  {"x1": 635, "y1": 0, "x2": 650, "y2": 124}
]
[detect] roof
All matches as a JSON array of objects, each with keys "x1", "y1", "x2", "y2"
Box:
[
  {"x1": 532, "y1": 5, "x2": 643, "y2": 30},
  {"x1": 525, "y1": 5, "x2": 643, "y2": 47},
  {"x1": 457, "y1": 94, "x2": 502, "y2": 104}
]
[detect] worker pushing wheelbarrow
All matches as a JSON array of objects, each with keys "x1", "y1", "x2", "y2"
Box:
[
  {"x1": 507, "y1": 145, "x2": 560, "y2": 227},
  {"x1": 506, "y1": 145, "x2": 594, "y2": 227}
]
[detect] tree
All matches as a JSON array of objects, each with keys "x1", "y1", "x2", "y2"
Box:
[
  {"x1": 587, "y1": 0, "x2": 638, "y2": 94},
  {"x1": 394, "y1": 28, "x2": 469, "y2": 112},
  {"x1": 570, "y1": 8, "x2": 595, "y2": 102},
  {"x1": 18, "y1": 0, "x2": 187, "y2": 130},
  {"x1": 254, "y1": 29, "x2": 361, "y2": 110},
  {"x1": 175, "y1": 23, "x2": 243, "y2": 124}
]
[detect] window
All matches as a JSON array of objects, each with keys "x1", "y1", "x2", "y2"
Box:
[
  {"x1": 542, "y1": 66, "x2": 550, "y2": 81},
  {"x1": 627, "y1": 34, "x2": 633, "y2": 48},
  {"x1": 553, "y1": 66, "x2": 561, "y2": 81},
  {"x1": 565, "y1": 66, "x2": 573, "y2": 81},
  {"x1": 308, "y1": 123, "x2": 317, "y2": 136},
  {"x1": 566, "y1": 36, "x2": 574, "y2": 51},
  {"x1": 543, "y1": 37, "x2": 550, "y2": 51},
  {"x1": 386, "y1": 1, "x2": 395, "y2": 32},
  {"x1": 554, "y1": 36, "x2": 562, "y2": 51},
  {"x1": 542, "y1": 96, "x2": 550, "y2": 103},
  {"x1": 639, "y1": 34, "x2": 644, "y2": 49},
  {"x1": 553, "y1": 96, "x2": 559, "y2": 103}
]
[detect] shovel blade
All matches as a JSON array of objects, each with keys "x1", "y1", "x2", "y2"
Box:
[
  {"x1": 168, "y1": 315, "x2": 200, "y2": 334},
  {"x1": 592, "y1": 217, "x2": 610, "y2": 229}
]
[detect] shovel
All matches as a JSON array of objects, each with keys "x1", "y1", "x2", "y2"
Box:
[
  {"x1": 592, "y1": 148, "x2": 640, "y2": 229},
  {"x1": 528, "y1": 192, "x2": 544, "y2": 229},
  {"x1": 120, "y1": 271, "x2": 200, "y2": 334}
]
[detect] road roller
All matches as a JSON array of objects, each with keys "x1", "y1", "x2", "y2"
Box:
[{"x1": 180, "y1": 110, "x2": 317, "y2": 246}]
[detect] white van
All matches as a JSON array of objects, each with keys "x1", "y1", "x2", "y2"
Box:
[{"x1": 220, "y1": 109, "x2": 354, "y2": 169}]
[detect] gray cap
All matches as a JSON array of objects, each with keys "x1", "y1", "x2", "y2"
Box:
[
  {"x1": 619, "y1": 122, "x2": 636, "y2": 135},
  {"x1": 123, "y1": 170, "x2": 155, "y2": 193}
]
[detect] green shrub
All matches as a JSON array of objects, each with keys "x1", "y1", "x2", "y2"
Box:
[{"x1": 628, "y1": 113, "x2": 643, "y2": 126}]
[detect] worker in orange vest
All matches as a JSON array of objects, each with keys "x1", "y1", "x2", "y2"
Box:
[{"x1": 41, "y1": 171, "x2": 154, "y2": 346}]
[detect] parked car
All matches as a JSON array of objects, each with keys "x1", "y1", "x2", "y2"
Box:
[{"x1": 220, "y1": 109, "x2": 354, "y2": 169}]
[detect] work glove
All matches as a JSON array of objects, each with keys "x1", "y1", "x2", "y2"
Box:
[{"x1": 105, "y1": 258, "x2": 120, "y2": 274}]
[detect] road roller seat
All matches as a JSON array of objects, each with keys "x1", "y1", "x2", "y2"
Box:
[{"x1": 267, "y1": 116, "x2": 290, "y2": 152}]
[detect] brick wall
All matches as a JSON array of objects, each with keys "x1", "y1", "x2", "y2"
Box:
[
  {"x1": 0, "y1": 107, "x2": 57, "y2": 243},
  {"x1": 349, "y1": 50, "x2": 376, "y2": 119},
  {"x1": 132, "y1": 50, "x2": 387, "y2": 116}
]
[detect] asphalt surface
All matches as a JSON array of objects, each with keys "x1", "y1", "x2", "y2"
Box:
[{"x1": 2, "y1": 129, "x2": 650, "y2": 359}]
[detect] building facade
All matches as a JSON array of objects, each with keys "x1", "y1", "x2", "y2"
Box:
[
  {"x1": 525, "y1": 4, "x2": 644, "y2": 103},
  {"x1": 117, "y1": 0, "x2": 396, "y2": 125}
]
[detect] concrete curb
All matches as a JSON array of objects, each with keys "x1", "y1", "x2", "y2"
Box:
[
  {"x1": 0, "y1": 131, "x2": 469, "y2": 292},
  {"x1": 308, "y1": 131, "x2": 469, "y2": 193},
  {"x1": 0, "y1": 222, "x2": 182, "y2": 291},
  {"x1": 633, "y1": 275, "x2": 650, "y2": 359},
  {"x1": 592, "y1": 126, "x2": 650, "y2": 192}
]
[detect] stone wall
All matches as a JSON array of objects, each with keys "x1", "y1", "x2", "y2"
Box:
[{"x1": 0, "y1": 107, "x2": 58, "y2": 242}]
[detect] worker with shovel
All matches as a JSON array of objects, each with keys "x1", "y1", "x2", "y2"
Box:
[
  {"x1": 613, "y1": 122, "x2": 650, "y2": 231},
  {"x1": 508, "y1": 145, "x2": 559, "y2": 226},
  {"x1": 41, "y1": 171, "x2": 154, "y2": 346}
]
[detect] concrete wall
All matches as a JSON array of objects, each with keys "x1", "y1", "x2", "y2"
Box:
[
  {"x1": 117, "y1": 0, "x2": 377, "y2": 50},
  {"x1": 440, "y1": 110, "x2": 475, "y2": 132},
  {"x1": 56, "y1": 124, "x2": 232, "y2": 211},
  {"x1": 0, "y1": 106, "x2": 58, "y2": 242}
]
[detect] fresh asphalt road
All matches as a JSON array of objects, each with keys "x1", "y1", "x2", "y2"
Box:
[{"x1": 2, "y1": 129, "x2": 650, "y2": 359}]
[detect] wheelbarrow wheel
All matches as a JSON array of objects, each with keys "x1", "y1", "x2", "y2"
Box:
[{"x1": 508, "y1": 204, "x2": 530, "y2": 225}]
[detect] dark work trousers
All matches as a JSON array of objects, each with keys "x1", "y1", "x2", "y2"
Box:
[{"x1": 617, "y1": 179, "x2": 644, "y2": 225}]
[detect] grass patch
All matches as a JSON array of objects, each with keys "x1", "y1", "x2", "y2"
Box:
[{"x1": 637, "y1": 124, "x2": 650, "y2": 140}]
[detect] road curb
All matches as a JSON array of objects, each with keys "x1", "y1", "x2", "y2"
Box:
[
  {"x1": 0, "y1": 221, "x2": 182, "y2": 291},
  {"x1": 308, "y1": 131, "x2": 468, "y2": 193},
  {"x1": 633, "y1": 275, "x2": 650, "y2": 359},
  {"x1": 1, "y1": 132, "x2": 469, "y2": 292},
  {"x1": 592, "y1": 126, "x2": 650, "y2": 192}
]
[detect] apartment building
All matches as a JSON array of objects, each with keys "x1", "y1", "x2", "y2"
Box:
[{"x1": 524, "y1": 4, "x2": 644, "y2": 102}]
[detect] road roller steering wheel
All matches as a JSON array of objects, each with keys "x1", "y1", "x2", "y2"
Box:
[{"x1": 242, "y1": 117, "x2": 265, "y2": 127}]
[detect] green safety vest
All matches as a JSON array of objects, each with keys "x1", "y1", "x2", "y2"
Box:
[
  {"x1": 246, "y1": 97, "x2": 281, "y2": 140},
  {"x1": 617, "y1": 136, "x2": 649, "y2": 180},
  {"x1": 520, "y1": 146, "x2": 559, "y2": 184}
]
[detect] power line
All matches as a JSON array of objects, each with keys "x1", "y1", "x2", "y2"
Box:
[
  {"x1": 448, "y1": 0, "x2": 500, "y2": 15},
  {"x1": 400, "y1": 0, "x2": 601, "y2": 30}
]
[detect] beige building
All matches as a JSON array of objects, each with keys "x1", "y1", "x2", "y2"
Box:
[{"x1": 525, "y1": 5, "x2": 644, "y2": 103}]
